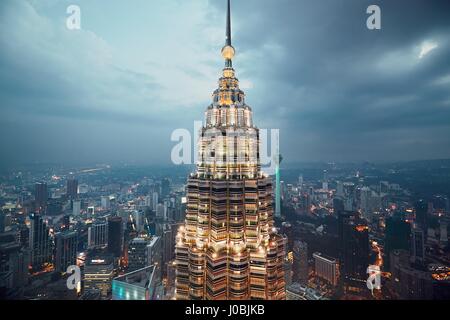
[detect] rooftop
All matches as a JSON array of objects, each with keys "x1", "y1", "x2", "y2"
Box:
[{"x1": 113, "y1": 265, "x2": 155, "y2": 288}]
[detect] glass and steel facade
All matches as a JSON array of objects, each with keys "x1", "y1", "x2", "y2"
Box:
[{"x1": 175, "y1": 0, "x2": 286, "y2": 300}]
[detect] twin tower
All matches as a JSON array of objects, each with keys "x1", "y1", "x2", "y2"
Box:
[{"x1": 175, "y1": 0, "x2": 286, "y2": 300}]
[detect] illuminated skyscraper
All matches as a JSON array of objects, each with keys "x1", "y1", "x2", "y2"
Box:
[
  {"x1": 88, "y1": 220, "x2": 108, "y2": 249},
  {"x1": 340, "y1": 212, "x2": 369, "y2": 285},
  {"x1": 175, "y1": 0, "x2": 286, "y2": 300},
  {"x1": 84, "y1": 254, "x2": 115, "y2": 298},
  {"x1": 29, "y1": 213, "x2": 52, "y2": 272}
]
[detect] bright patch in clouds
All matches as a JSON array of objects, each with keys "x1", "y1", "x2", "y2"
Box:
[
  {"x1": 419, "y1": 40, "x2": 438, "y2": 59},
  {"x1": 240, "y1": 79, "x2": 254, "y2": 90}
]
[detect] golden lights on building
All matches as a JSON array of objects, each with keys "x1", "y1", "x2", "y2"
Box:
[{"x1": 175, "y1": 0, "x2": 286, "y2": 300}]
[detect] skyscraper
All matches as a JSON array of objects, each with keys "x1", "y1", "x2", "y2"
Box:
[
  {"x1": 385, "y1": 214, "x2": 411, "y2": 269},
  {"x1": 339, "y1": 212, "x2": 369, "y2": 285},
  {"x1": 108, "y1": 216, "x2": 124, "y2": 258},
  {"x1": 101, "y1": 196, "x2": 111, "y2": 209},
  {"x1": 88, "y1": 220, "x2": 108, "y2": 249},
  {"x1": 415, "y1": 200, "x2": 428, "y2": 231},
  {"x1": 29, "y1": 213, "x2": 52, "y2": 272},
  {"x1": 411, "y1": 227, "x2": 425, "y2": 266},
  {"x1": 84, "y1": 254, "x2": 115, "y2": 298},
  {"x1": 128, "y1": 236, "x2": 162, "y2": 282},
  {"x1": 0, "y1": 211, "x2": 5, "y2": 233},
  {"x1": 152, "y1": 192, "x2": 159, "y2": 212},
  {"x1": 175, "y1": 0, "x2": 286, "y2": 300},
  {"x1": 313, "y1": 252, "x2": 339, "y2": 287},
  {"x1": 35, "y1": 182, "x2": 48, "y2": 213},
  {"x1": 66, "y1": 178, "x2": 78, "y2": 200},
  {"x1": 72, "y1": 200, "x2": 81, "y2": 216},
  {"x1": 0, "y1": 242, "x2": 29, "y2": 290},
  {"x1": 293, "y1": 241, "x2": 308, "y2": 285},
  {"x1": 161, "y1": 178, "x2": 170, "y2": 199},
  {"x1": 54, "y1": 230, "x2": 77, "y2": 273}
]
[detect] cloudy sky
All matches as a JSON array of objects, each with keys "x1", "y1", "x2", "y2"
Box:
[{"x1": 1, "y1": 0, "x2": 450, "y2": 169}]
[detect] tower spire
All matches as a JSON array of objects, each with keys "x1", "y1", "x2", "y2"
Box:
[
  {"x1": 226, "y1": 0, "x2": 231, "y2": 46},
  {"x1": 221, "y1": 0, "x2": 235, "y2": 68}
]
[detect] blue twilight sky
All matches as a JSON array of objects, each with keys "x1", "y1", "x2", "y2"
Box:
[{"x1": 1, "y1": 0, "x2": 450, "y2": 169}]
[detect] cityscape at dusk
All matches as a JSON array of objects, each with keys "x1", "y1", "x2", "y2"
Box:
[{"x1": 1, "y1": 0, "x2": 450, "y2": 310}]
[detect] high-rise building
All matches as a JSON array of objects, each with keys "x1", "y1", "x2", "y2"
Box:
[
  {"x1": 166, "y1": 261, "x2": 177, "y2": 297},
  {"x1": 29, "y1": 213, "x2": 52, "y2": 272},
  {"x1": 175, "y1": 0, "x2": 286, "y2": 300},
  {"x1": 411, "y1": 227, "x2": 425, "y2": 266},
  {"x1": 88, "y1": 221, "x2": 108, "y2": 249},
  {"x1": 147, "y1": 236, "x2": 162, "y2": 283},
  {"x1": 108, "y1": 216, "x2": 124, "y2": 258},
  {"x1": 385, "y1": 214, "x2": 411, "y2": 269},
  {"x1": 72, "y1": 200, "x2": 81, "y2": 216},
  {"x1": 0, "y1": 242, "x2": 29, "y2": 290},
  {"x1": 66, "y1": 178, "x2": 78, "y2": 200},
  {"x1": 101, "y1": 196, "x2": 111, "y2": 209},
  {"x1": 321, "y1": 170, "x2": 328, "y2": 191},
  {"x1": 445, "y1": 197, "x2": 450, "y2": 216},
  {"x1": 132, "y1": 210, "x2": 144, "y2": 232},
  {"x1": 162, "y1": 225, "x2": 174, "y2": 265},
  {"x1": 283, "y1": 258, "x2": 293, "y2": 287},
  {"x1": 128, "y1": 238, "x2": 148, "y2": 271},
  {"x1": 313, "y1": 252, "x2": 339, "y2": 286},
  {"x1": 156, "y1": 203, "x2": 166, "y2": 220},
  {"x1": 54, "y1": 230, "x2": 77, "y2": 273},
  {"x1": 35, "y1": 182, "x2": 48, "y2": 213},
  {"x1": 440, "y1": 221, "x2": 448, "y2": 246},
  {"x1": 87, "y1": 206, "x2": 95, "y2": 218},
  {"x1": 415, "y1": 200, "x2": 428, "y2": 231},
  {"x1": 336, "y1": 181, "x2": 344, "y2": 198},
  {"x1": 293, "y1": 241, "x2": 308, "y2": 285},
  {"x1": 152, "y1": 192, "x2": 159, "y2": 212},
  {"x1": 83, "y1": 254, "x2": 115, "y2": 298},
  {"x1": 339, "y1": 212, "x2": 369, "y2": 284},
  {"x1": 128, "y1": 236, "x2": 162, "y2": 283},
  {"x1": 0, "y1": 211, "x2": 5, "y2": 233},
  {"x1": 161, "y1": 178, "x2": 170, "y2": 199},
  {"x1": 275, "y1": 153, "x2": 282, "y2": 218},
  {"x1": 360, "y1": 187, "x2": 373, "y2": 222},
  {"x1": 298, "y1": 175, "x2": 303, "y2": 188},
  {"x1": 281, "y1": 222, "x2": 294, "y2": 252}
]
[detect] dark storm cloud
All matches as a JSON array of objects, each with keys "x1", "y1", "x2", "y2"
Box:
[
  {"x1": 210, "y1": 0, "x2": 450, "y2": 162},
  {"x1": 1, "y1": 0, "x2": 450, "y2": 168}
]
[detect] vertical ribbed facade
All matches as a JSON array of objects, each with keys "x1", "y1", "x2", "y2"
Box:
[{"x1": 175, "y1": 0, "x2": 286, "y2": 300}]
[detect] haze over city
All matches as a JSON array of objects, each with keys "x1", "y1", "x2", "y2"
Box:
[{"x1": 1, "y1": 0, "x2": 450, "y2": 306}]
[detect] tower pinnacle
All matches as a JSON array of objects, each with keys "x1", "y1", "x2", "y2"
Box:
[
  {"x1": 221, "y1": 0, "x2": 235, "y2": 67},
  {"x1": 226, "y1": 0, "x2": 232, "y2": 46}
]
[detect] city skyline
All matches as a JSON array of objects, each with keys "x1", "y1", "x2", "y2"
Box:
[
  {"x1": 1, "y1": 0, "x2": 450, "y2": 171},
  {"x1": 0, "y1": 0, "x2": 449, "y2": 304}
]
